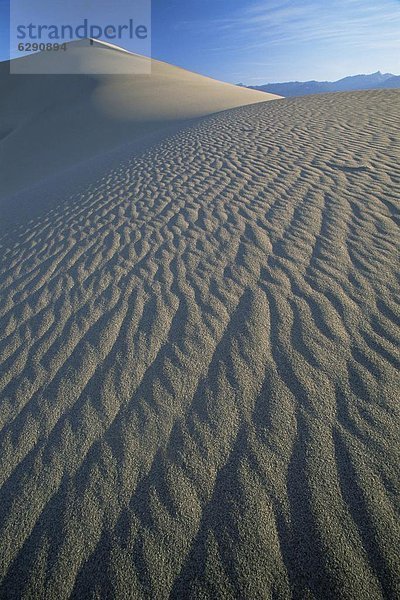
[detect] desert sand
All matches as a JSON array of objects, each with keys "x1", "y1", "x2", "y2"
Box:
[
  {"x1": 0, "y1": 42, "x2": 399, "y2": 600},
  {"x1": 0, "y1": 39, "x2": 278, "y2": 199}
]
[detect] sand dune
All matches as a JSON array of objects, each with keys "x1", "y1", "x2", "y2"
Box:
[
  {"x1": 0, "y1": 40, "x2": 278, "y2": 198},
  {"x1": 0, "y1": 88, "x2": 399, "y2": 598}
]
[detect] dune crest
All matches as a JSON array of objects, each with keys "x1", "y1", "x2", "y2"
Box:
[{"x1": 0, "y1": 40, "x2": 279, "y2": 198}]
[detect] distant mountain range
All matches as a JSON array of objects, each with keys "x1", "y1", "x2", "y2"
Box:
[{"x1": 241, "y1": 71, "x2": 400, "y2": 97}]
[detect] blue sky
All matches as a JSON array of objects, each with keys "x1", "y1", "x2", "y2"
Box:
[{"x1": 1, "y1": 0, "x2": 400, "y2": 83}]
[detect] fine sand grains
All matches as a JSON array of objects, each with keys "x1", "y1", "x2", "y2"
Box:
[{"x1": 0, "y1": 89, "x2": 399, "y2": 599}]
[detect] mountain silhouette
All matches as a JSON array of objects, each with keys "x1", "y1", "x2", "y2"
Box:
[{"x1": 247, "y1": 71, "x2": 398, "y2": 97}]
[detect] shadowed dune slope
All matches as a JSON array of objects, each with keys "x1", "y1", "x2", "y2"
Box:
[
  {"x1": 0, "y1": 40, "x2": 278, "y2": 198},
  {"x1": 0, "y1": 89, "x2": 399, "y2": 598}
]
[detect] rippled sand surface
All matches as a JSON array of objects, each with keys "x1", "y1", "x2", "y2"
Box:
[{"x1": 0, "y1": 89, "x2": 399, "y2": 598}]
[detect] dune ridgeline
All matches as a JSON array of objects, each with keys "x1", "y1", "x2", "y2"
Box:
[{"x1": 0, "y1": 39, "x2": 278, "y2": 201}]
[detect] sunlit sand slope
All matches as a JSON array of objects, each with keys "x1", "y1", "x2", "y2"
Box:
[
  {"x1": 0, "y1": 89, "x2": 399, "y2": 599},
  {"x1": 0, "y1": 40, "x2": 278, "y2": 197}
]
